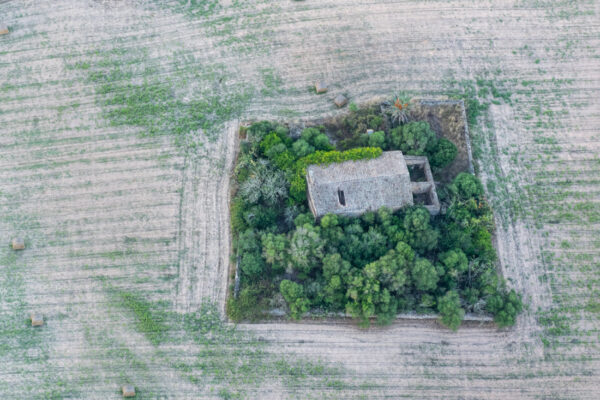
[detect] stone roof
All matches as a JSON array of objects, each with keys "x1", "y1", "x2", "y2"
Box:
[{"x1": 306, "y1": 151, "x2": 414, "y2": 218}]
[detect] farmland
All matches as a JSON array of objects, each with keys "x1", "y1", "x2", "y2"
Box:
[{"x1": 0, "y1": 0, "x2": 599, "y2": 399}]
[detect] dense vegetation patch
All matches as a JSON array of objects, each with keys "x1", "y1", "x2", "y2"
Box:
[{"x1": 228, "y1": 106, "x2": 522, "y2": 329}]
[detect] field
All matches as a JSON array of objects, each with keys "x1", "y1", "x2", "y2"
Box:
[{"x1": 0, "y1": 0, "x2": 599, "y2": 398}]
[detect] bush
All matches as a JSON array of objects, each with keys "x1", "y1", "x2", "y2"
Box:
[
  {"x1": 289, "y1": 147, "x2": 383, "y2": 203},
  {"x1": 333, "y1": 106, "x2": 386, "y2": 149},
  {"x1": 230, "y1": 196, "x2": 248, "y2": 233},
  {"x1": 226, "y1": 284, "x2": 269, "y2": 322},
  {"x1": 243, "y1": 205, "x2": 279, "y2": 230},
  {"x1": 247, "y1": 121, "x2": 275, "y2": 142}
]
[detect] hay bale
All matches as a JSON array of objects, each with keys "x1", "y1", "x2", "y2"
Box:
[
  {"x1": 315, "y1": 81, "x2": 328, "y2": 94},
  {"x1": 334, "y1": 94, "x2": 348, "y2": 108},
  {"x1": 122, "y1": 385, "x2": 136, "y2": 397},
  {"x1": 11, "y1": 238, "x2": 25, "y2": 250},
  {"x1": 0, "y1": 26, "x2": 8, "y2": 35},
  {"x1": 30, "y1": 313, "x2": 43, "y2": 327}
]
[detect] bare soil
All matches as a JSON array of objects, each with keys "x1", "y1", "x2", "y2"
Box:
[{"x1": 0, "y1": 0, "x2": 598, "y2": 398}]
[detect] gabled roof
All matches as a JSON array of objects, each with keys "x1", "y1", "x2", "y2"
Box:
[{"x1": 306, "y1": 151, "x2": 414, "y2": 217}]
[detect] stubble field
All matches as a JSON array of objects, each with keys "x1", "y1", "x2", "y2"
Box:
[{"x1": 0, "y1": 0, "x2": 599, "y2": 398}]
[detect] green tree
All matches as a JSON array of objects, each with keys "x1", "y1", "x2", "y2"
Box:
[
  {"x1": 280, "y1": 280, "x2": 310, "y2": 320},
  {"x1": 346, "y1": 272, "x2": 397, "y2": 326},
  {"x1": 261, "y1": 233, "x2": 289, "y2": 274},
  {"x1": 364, "y1": 241, "x2": 413, "y2": 292},
  {"x1": 430, "y1": 138, "x2": 458, "y2": 169},
  {"x1": 238, "y1": 160, "x2": 288, "y2": 206},
  {"x1": 438, "y1": 249, "x2": 469, "y2": 289},
  {"x1": 237, "y1": 228, "x2": 266, "y2": 280},
  {"x1": 450, "y1": 173, "x2": 485, "y2": 200},
  {"x1": 389, "y1": 121, "x2": 437, "y2": 155},
  {"x1": 322, "y1": 253, "x2": 351, "y2": 309},
  {"x1": 313, "y1": 133, "x2": 334, "y2": 151},
  {"x1": 259, "y1": 132, "x2": 282, "y2": 156},
  {"x1": 367, "y1": 131, "x2": 386, "y2": 148},
  {"x1": 412, "y1": 257, "x2": 439, "y2": 292},
  {"x1": 486, "y1": 288, "x2": 522, "y2": 328},
  {"x1": 292, "y1": 139, "x2": 315, "y2": 158},
  {"x1": 437, "y1": 290, "x2": 465, "y2": 331},
  {"x1": 288, "y1": 225, "x2": 324, "y2": 275},
  {"x1": 402, "y1": 206, "x2": 439, "y2": 253}
]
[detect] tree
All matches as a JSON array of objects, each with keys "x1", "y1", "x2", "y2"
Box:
[
  {"x1": 280, "y1": 280, "x2": 310, "y2": 320},
  {"x1": 288, "y1": 225, "x2": 324, "y2": 276},
  {"x1": 430, "y1": 138, "x2": 457, "y2": 169},
  {"x1": 237, "y1": 229, "x2": 266, "y2": 280},
  {"x1": 313, "y1": 133, "x2": 334, "y2": 151},
  {"x1": 301, "y1": 127, "x2": 334, "y2": 151},
  {"x1": 345, "y1": 272, "x2": 398, "y2": 326},
  {"x1": 486, "y1": 288, "x2": 522, "y2": 328},
  {"x1": 402, "y1": 206, "x2": 439, "y2": 253},
  {"x1": 388, "y1": 121, "x2": 437, "y2": 155},
  {"x1": 292, "y1": 139, "x2": 315, "y2": 158},
  {"x1": 238, "y1": 160, "x2": 288, "y2": 206},
  {"x1": 437, "y1": 290, "x2": 465, "y2": 331},
  {"x1": 261, "y1": 233, "x2": 289, "y2": 274},
  {"x1": 450, "y1": 173, "x2": 485, "y2": 200},
  {"x1": 322, "y1": 253, "x2": 351, "y2": 309},
  {"x1": 412, "y1": 257, "x2": 439, "y2": 292},
  {"x1": 438, "y1": 249, "x2": 469, "y2": 289},
  {"x1": 367, "y1": 131, "x2": 386, "y2": 148}
]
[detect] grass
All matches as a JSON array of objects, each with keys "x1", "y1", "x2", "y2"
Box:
[
  {"x1": 111, "y1": 289, "x2": 170, "y2": 346},
  {"x1": 76, "y1": 47, "x2": 254, "y2": 151}
]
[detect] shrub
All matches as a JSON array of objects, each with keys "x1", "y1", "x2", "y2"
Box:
[
  {"x1": 247, "y1": 121, "x2": 275, "y2": 142},
  {"x1": 289, "y1": 147, "x2": 383, "y2": 203},
  {"x1": 333, "y1": 105, "x2": 386, "y2": 149},
  {"x1": 243, "y1": 205, "x2": 279, "y2": 230},
  {"x1": 230, "y1": 196, "x2": 248, "y2": 233},
  {"x1": 313, "y1": 133, "x2": 334, "y2": 151},
  {"x1": 226, "y1": 284, "x2": 269, "y2": 322}
]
